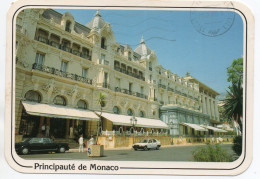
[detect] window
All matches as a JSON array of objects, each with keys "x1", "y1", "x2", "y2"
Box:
[
  {"x1": 65, "y1": 21, "x2": 71, "y2": 32},
  {"x1": 139, "y1": 111, "x2": 145, "y2": 117},
  {"x1": 100, "y1": 54, "x2": 105, "y2": 64},
  {"x1": 149, "y1": 75, "x2": 152, "y2": 82},
  {"x1": 24, "y1": 90, "x2": 41, "y2": 103},
  {"x1": 104, "y1": 72, "x2": 108, "y2": 84},
  {"x1": 61, "y1": 61, "x2": 68, "y2": 72},
  {"x1": 53, "y1": 95, "x2": 66, "y2": 106},
  {"x1": 35, "y1": 53, "x2": 45, "y2": 65},
  {"x1": 82, "y1": 68, "x2": 88, "y2": 78},
  {"x1": 129, "y1": 83, "x2": 132, "y2": 92},
  {"x1": 149, "y1": 62, "x2": 152, "y2": 71},
  {"x1": 127, "y1": 109, "x2": 134, "y2": 116},
  {"x1": 77, "y1": 100, "x2": 88, "y2": 109},
  {"x1": 113, "y1": 106, "x2": 120, "y2": 114},
  {"x1": 140, "y1": 86, "x2": 144, "y2": 94},
  {"x1": 101, "y1": 37, "x2": 106, "y2": 49}
]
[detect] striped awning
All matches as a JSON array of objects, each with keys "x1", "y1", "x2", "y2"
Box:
[
  {"x1": 203, "y1": 125, "x2": 227, "y2": 133},
  {"x1": 96, "y1": 112, "x2": 169, "y2": 129},
  {"x1": 180, "y1": 122, "x2": 208, "y2": 131},
  {"x1": 22, "y1": 101, "x2": 99, "y2": 121}
]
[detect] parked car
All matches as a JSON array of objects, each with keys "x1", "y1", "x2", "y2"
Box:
[
  {"x1": 132, "y1": 139, "x2": 161, "y2": 151},
  {"x1": 15, "y1": 137, "x2": 70, "y2": 155}
]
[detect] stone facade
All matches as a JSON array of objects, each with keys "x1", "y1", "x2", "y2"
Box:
[{"x1": 15, "y1": 9, "x2": 220, "y2": 139}]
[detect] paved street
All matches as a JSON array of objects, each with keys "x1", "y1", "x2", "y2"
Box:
[{"x1": 19, "y1": 144, "x2": 236, "y2": 161}]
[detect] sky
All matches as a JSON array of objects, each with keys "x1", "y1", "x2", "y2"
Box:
[{"x1": 56, "y1": 9, "x2": 244, "y2": 94}]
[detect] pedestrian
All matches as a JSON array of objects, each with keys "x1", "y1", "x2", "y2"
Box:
[
  {"x1": 89, "y1": 135, "x2": 95, "y2": 145},
  {"x1": 45, "y1": 125, "x2": 50, "y2": 137},
  {"x1": 41, "y1": 124, "x2": 46, "y2": 136},
  {"x1": 211, "y1": 136, "x2": 215, "y2": 144},
  {"x1": 78, "y1": 135, "x2": 84, "y2": 152}
]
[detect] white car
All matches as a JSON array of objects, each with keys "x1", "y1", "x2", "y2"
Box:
[{"x1": 133, "y1": 139, "x2": 161, "y2": 151}]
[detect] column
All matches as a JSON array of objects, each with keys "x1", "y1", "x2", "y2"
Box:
[
  {"x1": 214, "y1": 100, "x2": 219, "y2": 120},
  {"x1": 38, "y1": 116, "x2": 45, "y2": 136},
  {"x1": 211, "y1": 98, "x2": 215, "y2": 119},
  {"x1": 201, "y1": 93, "x2": 206, "y2": 114},
  {"x1": 66, "y1": 119, "x2": 70, "y2": 138},
  {"x1": 207, "y1": 96, "x2": 211, "y2": 116}
]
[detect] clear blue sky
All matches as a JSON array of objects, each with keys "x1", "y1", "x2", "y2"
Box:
[{"x1": 56, "y1": 9, "x2": 244, "y2": 94}]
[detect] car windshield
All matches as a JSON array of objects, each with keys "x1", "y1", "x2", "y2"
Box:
[{"x1": 142, "y1": 139, "x2": 148, "y2": 143}]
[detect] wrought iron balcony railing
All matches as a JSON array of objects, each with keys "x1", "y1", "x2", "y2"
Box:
[
  {"x1": 114, "y1": 66, "x2": 145, "y2": 81},
  {"x1": 114, "y1": 87, "x2": 148, "y2": 100},
  {"x1": 36, "y1": 36, "x2": 92, "y2": 61},
  {"x1": 32, "y1": 63, "x2": 93, "y2": 85}
]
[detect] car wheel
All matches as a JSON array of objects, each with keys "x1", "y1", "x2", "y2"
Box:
[
  {"x1": 143, "y1": 146, "x2": 148, "y2": 151},
  {"x1": 156, "y1": 146, "x2": 160, "y2": 150},
  {"x1": 134, "y1": 148, "x2": 138, "y2": 151},
  {"x1": 21, "y1": 147, "x2": 29, "y2": 155},
  {"x1": 59, "y1": 147, "x2": 66, "y2": 153}
]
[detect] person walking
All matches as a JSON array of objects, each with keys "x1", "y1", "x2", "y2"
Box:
[
  {"x1": 78, "y1": 135, "x2": 84, "y2": 152},
  {"x1": 45, "y1": 125, "x2": 50, "y2": 137}
]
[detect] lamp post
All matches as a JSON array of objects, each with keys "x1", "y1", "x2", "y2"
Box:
[
  {"x1": 168, "y1": 121, "x2": 174, "y2": 145},
  {"x1": 130, "y1": 116, "x2": 137, "y2": 145}
]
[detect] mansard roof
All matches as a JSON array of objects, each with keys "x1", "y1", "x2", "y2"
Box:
[
  {"x1": 86, "y1": 10, "x2": 106, "y2": 30},
  {"x1": 134, "y1": 36, "x2": 152, "y2": 58}
]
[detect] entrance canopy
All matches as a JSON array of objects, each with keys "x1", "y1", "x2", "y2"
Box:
[
  {"x1": 96, "y1": 112, "x2": 168, "y2": 129},
  {"x1": 22, "y1": 101, "x2": 99, "y2": 121},
  {"x1": 180, "y1": 122, "x2": 208, "y2": 131},
  {"x1": 203, "y1": 125, "x2": 227, "y2": 133}
]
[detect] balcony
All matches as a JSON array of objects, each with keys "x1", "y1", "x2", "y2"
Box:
[
  {"x1": 149, "y1": 67, "x2": 152, "y2": 71},
  {"x1": 114, "y1": 87, "x2": 148, "y2": 100},
  {"x1": 114, "y1": 66, "x2": 145, "y2": 81},
  {"x1": 97, "y1": 82, "x2": 110, "y2": 89},
  {"x1": 36, "y1": 36, "x2": 92, "y2": 61},
  {"x1": 158, "y1": 84, "x2": 166, "y2": 89},
  {"x1": 32, "y1": 63, "x2": 93, "y2": 85},
  {"x1": 167, "y1": 87, "x2": 175, "y2": 92},
  {"x1": 37, "y1": 36, "x2": 49, "y2": 44}
]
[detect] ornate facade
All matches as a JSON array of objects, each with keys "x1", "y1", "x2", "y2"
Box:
[{"x1": 15, "y1": 9, "x2": 220, "y2": 139}]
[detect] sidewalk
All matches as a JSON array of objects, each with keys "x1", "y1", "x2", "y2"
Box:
[{"x1": 68, "y1": 142, "x2": 233, "y2": 152}]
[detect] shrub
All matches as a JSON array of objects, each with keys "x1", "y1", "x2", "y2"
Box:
[
  {"x1": 192, "y1": 144, "x2": 233, "y2": 162},
  {"x1": 232, "y1": 136, "x2": 242, "y2": 156}
]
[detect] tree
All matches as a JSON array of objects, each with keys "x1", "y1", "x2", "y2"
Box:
[
  {"x1": 96, "y1": 92, "x2": 106, "y2": 139},
  {"x1": 222, "y1": 78, "x2": 243, "y2": 131},
  {"x1": 227, "y1": 57, "x2": 243, "y2": 85}
]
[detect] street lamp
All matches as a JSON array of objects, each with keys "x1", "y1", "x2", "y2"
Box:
[
  {"x1": 130, "y1": 116, "x2": 137, "y2": 144},
  {"x1": 168, "y1": 121, "x2": 174, "y2": 145}
]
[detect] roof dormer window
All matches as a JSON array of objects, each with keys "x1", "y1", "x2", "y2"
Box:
[{"x1": 65, "y1": 20, "x2": 71, "y2": 33}]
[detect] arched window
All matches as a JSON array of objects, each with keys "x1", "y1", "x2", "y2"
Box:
[
  {"x1": 77, "y1": 100, "x2": 88, "y2": 109},
  {"x1": 127, "y1": 109, "x2": 134, "y2": 116},
  {"x1": 139, "y1": 111, "x2": 145, "y2": 117},
  {"x1": 113, "y1": 106, "x2": 120, "y2": 114},
  {"x1": 53, "y1": 95, "x2": 66, "y2": 106},
  {"x1": 24, "y1": 90, "x2": 41, "y2": 103}
]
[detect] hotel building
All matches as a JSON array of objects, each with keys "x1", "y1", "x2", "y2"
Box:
[{"x1": 15, "y1": 9, "x2": 221, "y2": 141}]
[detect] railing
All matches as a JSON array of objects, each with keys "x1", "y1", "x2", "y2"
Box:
[
  {"x1": 101, "y1": 45, "x2": 107, "y2": 50},
  {"x1": 32, "y1": 63, "x2": 93, "y2": 85},
  {"x1": 159, "y1": 101, "x2": 164, "y2": 105},
  {"x1": 167, "y1": 87, "x2": 175, "y2": 92},
  {"x1": 36, "y1": 36, "x2": 92, "y2": 61},
  {"x1": 114, "y1": 66, "x2": 145, "y2": 81},
  {"x1": 97, "y1": 82, "x2": 110, "y2": 89},
  {"x1": 114, "y1": 87, "x2": 148, "y2": 100},
  {"x1": 149, "y1": 67, "x2": 152, "y2": 71},
  {"x1": 158, "y1": 84, "x2": 166, "y2": 89},
  {"x1": 101, "y1": 130, "x2": 168, "y2": 136},
  {"x1": 37, "y1": 36, "x2": 48, "y2": 44}
]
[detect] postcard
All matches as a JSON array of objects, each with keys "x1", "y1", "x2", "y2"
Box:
[{"x1": 4, "y1": 0, "x2": 254, "y2": 176}]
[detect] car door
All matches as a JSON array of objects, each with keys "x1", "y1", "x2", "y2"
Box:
[
  {"x1": 43, "y1": 138, "x2": 56, "y2": 151},
  {"x1": 152, "y1": 139, "x2": 158, "y2": 148},
  {"x1": 28, "y1": 138, "x2": 44, "y2": 151},
  {"x1": 147, "y1": 139, "x2": 153, "y2": 149}
]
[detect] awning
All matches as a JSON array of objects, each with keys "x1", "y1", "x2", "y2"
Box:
[
  {"x1": 180, "y1": 123, "x2": 208, "y2": 131},
  {"x1": 202, "y1": 125, "x2": 227, "y2": 133},
  {"x1": 22, "y1": 101, "x2": 99, "y2": 121},
  {"x1": 96, "y1": 112, "x2": 169, "y2": 129}
]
